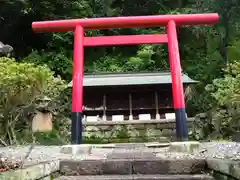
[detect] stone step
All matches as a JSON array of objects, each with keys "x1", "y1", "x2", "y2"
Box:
[
  {"x1": 56, "y1": 174, "x2": 214, "y2": 180},
  {"x1": 60, "y1": 158, "x2": 206, "y2": 176}
]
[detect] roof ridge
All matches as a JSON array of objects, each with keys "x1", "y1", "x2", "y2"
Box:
[
  {"x1": 84, "y1": 71, "x2": 170, "y2": 75},
  {"x1": 84, "y1": 71, "x2": 172, "y2": 78}
]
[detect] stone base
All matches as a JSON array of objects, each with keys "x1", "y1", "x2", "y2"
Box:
[{"x1": 83, "y1": 119, "x2": 194, "y2": 143}]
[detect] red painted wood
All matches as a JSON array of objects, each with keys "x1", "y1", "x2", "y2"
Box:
[
  {"x1": 167, "y1": 20, "x2": 185, "y2": 109},
  {"x1": 32, "y1": 13, "x2": 219, "y2": 32},
  {"x1": 72, "y1": 25, "x2": 84, "y2": 112},
  {"x1": 84, "y1": 34, "x2": 168, "y2": 46}
]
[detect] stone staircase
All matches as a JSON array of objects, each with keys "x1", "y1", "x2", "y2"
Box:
[{"x1": 56, "y1": 143, "x2": 214, "y2": 180}]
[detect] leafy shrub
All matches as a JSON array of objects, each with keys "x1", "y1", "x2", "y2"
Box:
[
  {"x1": 191, "y1": 60, "x2": 240, "y2": 140},
  {"x1": 0, "y1": 57, "x2": 68, "y2": 145}
]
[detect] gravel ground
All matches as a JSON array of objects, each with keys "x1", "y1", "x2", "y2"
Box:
[
  {"x1": 197, "y1": 142, "x2": 240, "y2": 160},
  {"x1": 0, "y1": 142, "x2": 239, "y2": 168},
  {"x1": 0, "y1": 145, "x2": 66, "y2": 167}
]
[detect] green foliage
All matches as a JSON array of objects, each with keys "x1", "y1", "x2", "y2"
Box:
[
  {"x1": 91, "y1": 45, "x2": 168, "y2": 73},
  {"x1": 0, "y1": 57, "x2": 67, "y2": 145},
  {"x1": 191, "y1": 60, "x2": 240, "y2": 140},
  {"x1": 210, "y1": 60, "x2": 240, "y2": 106}
]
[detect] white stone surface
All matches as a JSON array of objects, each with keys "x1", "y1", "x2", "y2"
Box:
[
  {"x1": 156, "y1": 113, "x2": 160, "y2": 120},
  {"x1": 112, "y1": 115, "x2": 124, "y2": 121},
  {"x1": 165, "y1": 113, "x2": 175, "y2": 119},
  {"x1": 86, "y1": 116, "x2": 99, "y2": 122},
  {"x1": 138, "y1": 114, "x2": 151, "y2": 120},
  {"x1": 129, "y1": 115, "x2": 133, "y2": 120}
]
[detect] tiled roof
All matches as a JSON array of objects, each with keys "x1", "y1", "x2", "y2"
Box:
[{"x1": 68, "y1": 72, "x2": 197, "y2": 87}]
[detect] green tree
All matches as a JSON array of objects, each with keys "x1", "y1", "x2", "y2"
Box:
[{"x1": 194, "y1": 0, "x2": 240, "y2": 64}]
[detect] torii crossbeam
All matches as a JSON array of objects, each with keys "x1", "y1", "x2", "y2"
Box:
[{"x1": 32, "y1": 13, "x2": 219, "y2": 144}]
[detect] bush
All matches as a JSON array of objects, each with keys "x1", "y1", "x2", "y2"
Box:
[
  {"x1": 191, "y1": 60, "x2": 240, "y2": 140},
  {"x1": 0, "y1": 57, "x2": 68, "y2": 145}
]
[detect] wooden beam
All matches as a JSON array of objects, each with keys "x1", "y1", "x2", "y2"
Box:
[{"x1": 84, "y1": 34, "x2": 168, "y2": 47}]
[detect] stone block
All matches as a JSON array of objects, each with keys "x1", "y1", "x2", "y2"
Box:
[
  {"x1": 132, "y1": 159, "x2": 206, "y2": 174},
  {"x1": 145, "y1": 142, "x2": 170, "y2": 148},
  {"x1": 60, "y1": 145, "x2": 91, "y2": 155},
  {"x1": 90, "y1": 147, "x2": 114, "y2": 156},
  {"x1": 101, "y1": 160, "x2": 132, "y2": 175},
  {"x1": 60, "y1": 159, "x2": 132, "y2": 175},
  {"x1": 169, "y1": 141, "x2": 200, "y2": 153},
  {"x1": 132, "y1": 124, "x2": 145, "y2": 130},
  {"x1": 99, "y1": 144, "x2": 117, "y2": 148},
  {"x1": 137, "y1": 129, "x2": 147, "y2": 137},
  {"x1": 145, "y1": 124, "x2": 157, "y2": 130},
  {"x1": 99, "y1": 125, "x2": 110, "y2": 131},
  {"x1": 61, "y1": 157, "x2": 205, "y2": 176},
  {"x1": 60, "y1": 160, "x2": 103, "y2": 176},
  {"x1": 162, "y1": 129, "x2": 175, "y2": 137},
  {"x1": 114, "y1": 143, "x2": 145, "y2": 149},
  {"x1": 107, "y1": 152, "x2": 156, "y2": 159}
]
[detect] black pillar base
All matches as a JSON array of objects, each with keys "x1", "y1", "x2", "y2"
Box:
[
  {"x1": 175, "y1": 108, "x2": 188, "y2": 141},
  {"x1": 71, "y1": 112, "x2": 83, "y2": 144}
]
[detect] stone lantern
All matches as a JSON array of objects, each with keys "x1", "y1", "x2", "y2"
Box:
[{"x1": 32, "y1": 96, "x2": 53, "y2": 132}]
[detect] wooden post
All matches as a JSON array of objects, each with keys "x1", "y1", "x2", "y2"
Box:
[
  {"x1": 103, "y1": 94, "x2": 107, "y2": 121},
  {"x1": 155, "y1": 92, "x2": 160, "y2": 120},
  {"x1": 129, "y1": 93, "x2": 133, "y2": 120}
]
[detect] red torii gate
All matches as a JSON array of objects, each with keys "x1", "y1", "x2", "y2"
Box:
[{"x1": 32, "y1": 13, "x2": 219, "y2": 144}]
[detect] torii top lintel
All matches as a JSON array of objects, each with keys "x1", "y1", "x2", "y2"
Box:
[{"x1": 32, "y1": 13, "x2": 219, "y2": 33}]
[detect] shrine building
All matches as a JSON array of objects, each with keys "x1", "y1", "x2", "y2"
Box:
[{"x1": 68, "y1": 72, "x2": 197, "y2": 122}]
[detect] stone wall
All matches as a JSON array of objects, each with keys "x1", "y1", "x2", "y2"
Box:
[{"x1": 83, "y1": 119, "x2": 194, "y2": 143}]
